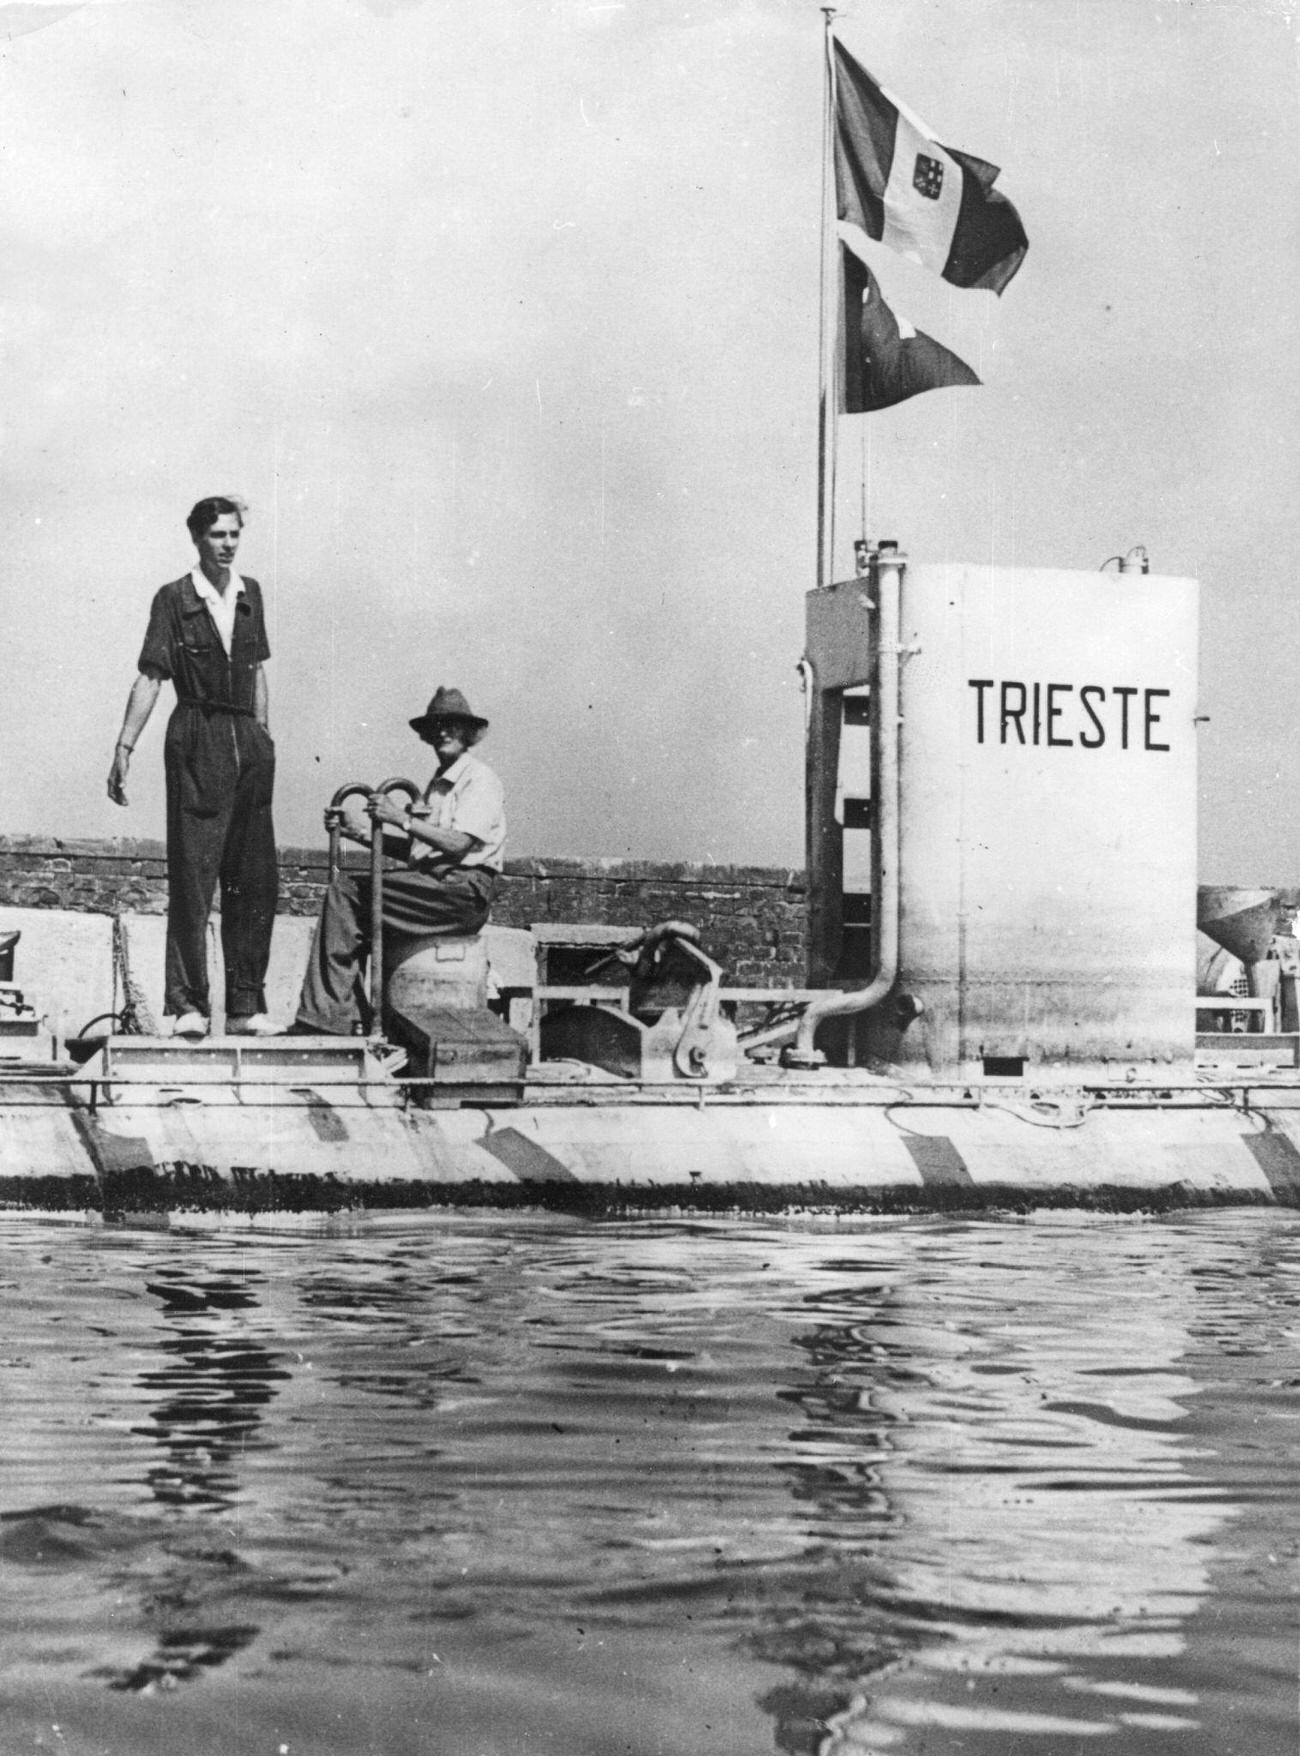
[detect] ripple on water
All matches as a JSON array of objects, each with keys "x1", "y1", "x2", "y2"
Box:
[{"x1": 0, "y1": 1209, "x2": 1295, "y2": 1756}]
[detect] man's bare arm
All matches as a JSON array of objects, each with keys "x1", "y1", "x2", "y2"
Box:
[
  {"x1": 107, "y1": 674, "x2": 162, "y2": 806},
  {"x1": 403, "y1": 818, "x2": 476, "y2": 862},
  {"x1": 366, "y1": 794, "x2": 476, "y2": 863}
]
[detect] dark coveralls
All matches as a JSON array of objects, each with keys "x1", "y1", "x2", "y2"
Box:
[{"x1": 138, "y1": 574, "x2": 278, "y2": 1020}]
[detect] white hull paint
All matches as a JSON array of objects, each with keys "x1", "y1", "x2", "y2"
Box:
[{"x1": 3, "y1": 1072, "x2": 1298, "y2": 1219}]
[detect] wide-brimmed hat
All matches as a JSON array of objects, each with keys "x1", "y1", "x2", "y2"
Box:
[{"x1": 409, "y1": 686, "x2": 489, "y2": 736}]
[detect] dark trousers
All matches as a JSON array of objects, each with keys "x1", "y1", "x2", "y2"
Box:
[
  {"x1": 295, "y1": 866, "x2": 495, "y2": 1035},
  {"x1": 164, "y1": 721, "x2": 278, "y2": 1019}
]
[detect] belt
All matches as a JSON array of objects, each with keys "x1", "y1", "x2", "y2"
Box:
[{"x1": 175, "y1": 696, "x2": 256, "y2": 716}]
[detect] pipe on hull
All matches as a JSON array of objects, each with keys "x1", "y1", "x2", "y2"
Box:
[{"x1": 795, "y1": 548, "x2": 904, "y2": 1058}]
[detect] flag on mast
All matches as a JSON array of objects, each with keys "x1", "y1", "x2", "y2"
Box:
[
  {"x1": 839, "y1": 226, "x2": 980, "y2": 413},
  {"x1": 832, "y1": 38, "x2": 1027, "y2": 294}
]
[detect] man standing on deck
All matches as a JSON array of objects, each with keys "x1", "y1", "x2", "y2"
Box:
[
  {"x1": 293, "y1": 687, "x2": 504, "y2": 1036},
  {"x1": 107, "y1": 496, "x2": 278, "y2": 1038}
]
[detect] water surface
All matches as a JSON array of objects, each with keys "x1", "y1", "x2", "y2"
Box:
[{"x1": 0, "y1": 1209, "x2": 1296, "y2": 1754}]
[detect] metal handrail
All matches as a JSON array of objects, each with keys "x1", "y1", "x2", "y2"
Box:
[
  {"x1": 327, "y1": 781, "x2": 373, "y2": 881},
  {"x1": 325, "y1": 777, "x2": 420, "y2": 1028},
  {"x1": 369, "y1": 777, "x2": 420, "y2": 1024}
]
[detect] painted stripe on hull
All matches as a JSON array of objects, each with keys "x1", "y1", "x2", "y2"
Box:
[
  {"x1": 901, "y1": 1135, "x2": 974, "y2": 1189},
  {"x1": 1241, "y1": 1127, "x2": 1300, "y2": 1202},
  {"x1": 478, "y1": 1126, "x2": 579, "y2": 1183}
]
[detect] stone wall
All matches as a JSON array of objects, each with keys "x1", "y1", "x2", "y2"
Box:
[{"x1": 0, "y1": 836, "x2": 807, "y2": 987}]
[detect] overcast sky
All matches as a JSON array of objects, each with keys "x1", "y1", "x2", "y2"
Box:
[{"x1": 0, "y1": 0, "x2": 1296, "y2": 878}]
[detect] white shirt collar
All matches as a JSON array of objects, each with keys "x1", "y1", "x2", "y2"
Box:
[
  {"x1": 428, "y1": 751, "x2": 473, "y2": 792},
  {"x1": 190, "y1": 566, "x2": 244, "y2": 604}
]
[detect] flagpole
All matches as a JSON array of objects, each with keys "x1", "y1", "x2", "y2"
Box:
[
  {"x1": 816, "y1": 11, "x2": 836, "y2": 589},
  {"x1": 816, "y1": 8, "x2": 839, "y2": 592}
]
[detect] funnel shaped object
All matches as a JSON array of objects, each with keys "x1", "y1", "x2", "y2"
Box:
[{"x1": 1196, "y1": 887, "x2": 1283, "y2": 967}]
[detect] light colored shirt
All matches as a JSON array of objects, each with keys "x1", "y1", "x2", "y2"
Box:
[
  {"x1": 415, "y1": 751, "x2": 506, "y2": 872},
  {"x1": 190, "y1": 567, "x2": 246, "y2": 656}
]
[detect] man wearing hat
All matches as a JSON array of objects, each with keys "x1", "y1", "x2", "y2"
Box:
[{"x1": 293, "y1": 688, "x2": 505, "y2": 1035}]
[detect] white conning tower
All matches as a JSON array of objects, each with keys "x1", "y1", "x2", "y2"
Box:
[{"x1": 802, "y1": 546, "x2": 1199, "y2": 1080}]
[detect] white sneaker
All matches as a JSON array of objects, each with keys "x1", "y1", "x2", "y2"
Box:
[
  {"x1": 174, "y1": 1011, "x2": 208, "y2": 1039},
  {"x1": 227, "y1": 1013, "x2": 276, "y2": 1037}
]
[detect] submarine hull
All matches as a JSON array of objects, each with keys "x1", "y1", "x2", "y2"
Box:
[{"x1": 5, "y1": 1058, "x2": 1299, "y2": 1221}]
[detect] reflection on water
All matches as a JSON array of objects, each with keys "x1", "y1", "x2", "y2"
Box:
[
  {"x1": 799, "y1": 1234, "x2": 1234, "y2": 1753},
  {"x1": 0, "y1": 1211, "x2": 1295, "y2": 1755},
  {"x1": 136, "y1": 1270, "x2": 288, "y2": 1511}
]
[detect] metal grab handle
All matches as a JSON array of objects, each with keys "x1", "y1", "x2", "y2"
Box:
[
  {"x1": 327, "y1": 782, "x2": 374, "y2": 882},
  {"x1": 368, "y1": 777, "x2": 421, "y2": 1030}
]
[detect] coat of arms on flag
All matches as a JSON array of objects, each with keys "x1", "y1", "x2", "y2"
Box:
[{"x1": 913, "y1": 154, "x2": 943, "y2": 200}]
